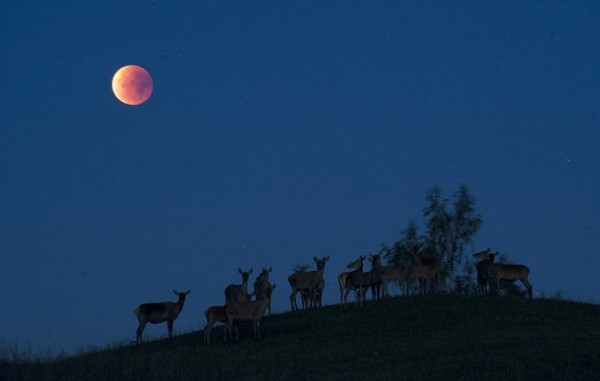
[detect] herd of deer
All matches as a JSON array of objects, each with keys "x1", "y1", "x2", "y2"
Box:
[{"x1": 133, "y1": 248, "x2": 533, "y2": 345}]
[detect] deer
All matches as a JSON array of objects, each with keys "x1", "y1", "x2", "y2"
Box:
[
  {"x1": 361, "y1": 255, "x2": 382, "y2": 301},
  {"x1": 370, "y1": 254, "x2": 406, "y2": 298},
  {"x1": 134, "y1": 290, "x2": 191, "y2": 344},
  {"x1": 310, "y1": 256, "x2": 331, "y2": 308},
  {"x1": 476, "y1": 251, "x2": 533, "y2": 299},
  {"x1": 410, "y1": 243, "x2": 431, "y2": 293},
  {"x1": 253, "y1": 267, "x2": 273, "y2": 315},
  {"x1": 473, "y1": 248, "x2": 492, "y2": 295},
  {"x1": 204, "y1": 269, "x2": 265, "y2": 345},
  {"x1": 338, "y1": 255, "x2": 366, "y2": 311},
  {"x1": 203, "y1": 305, "x2": 227, "y2": 345},
  {"x1": 290, "y1": 266, "x2": 311, "y2": 309},
  {"x1": 406, "y1": 255, "x2": 441, "y2": 295},
  {"x1": 290, "y1": 277, "x2": 316, "y2": 310},
  {"x1": 224, "y1": 284, "x2": 277, "y2": 343},
  {"x1": 224, "y1": 268, "x2": 253, "y2": 304},
  {"x1": 287, "y1": 256, "x2": 330, "y2": 311}
]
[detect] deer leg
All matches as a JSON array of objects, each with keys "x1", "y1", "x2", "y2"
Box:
[
  {"x1": 302, "y1": 289, "x2": 309, "y2": 309},
  {"x1": 136, "y1": 321, "x2": 146, "y2": 344},
  {"x1": 167, "y1": 320, "x2": 174, "y2": 339},
  {"x1": 342, "y1": 288, "x2": 350, "y2": 311},
  {"x1": 290, "y1": 290, "x2": 297, "y2": 311},
  {"x1": 204, "y1": 320, "x2": 215, "y2": 345},
  {"x1": 406, "y1": 278, "x2": 413, "y2": 296},
  {"x1": 382, "y1": 280, "x2": 389, "y2": 298},
  {"x1": 521, "y1": 278, "x2": 533, "y2": 298},
  {"x1": 224, "y1": 320, "x2": 232, "y2": 344},
  {"x1": 255, "y1": 319, "x2": 262, "y2": 341}
]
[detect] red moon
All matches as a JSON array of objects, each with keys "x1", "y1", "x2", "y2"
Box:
[{"x1": 111, "y1": 65, "x2": 153, "y2": 105}]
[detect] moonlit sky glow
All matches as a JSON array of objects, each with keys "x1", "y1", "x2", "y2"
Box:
[{"x1": 1, "y1": 1, "x2": 599, "y2": 354}]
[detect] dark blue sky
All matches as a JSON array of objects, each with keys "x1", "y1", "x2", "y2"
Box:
[{"x1": 1, "y1": 1, "x2": 599, "y2": 354}]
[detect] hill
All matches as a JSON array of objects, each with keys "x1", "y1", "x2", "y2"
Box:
[{"x1": 1, "y1": 295, "x2": 599, "y2": 380}]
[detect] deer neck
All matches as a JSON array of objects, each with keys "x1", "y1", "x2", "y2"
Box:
[
  {"x1": 241, "y1": 278, "x2": 249, "y2": 294},
  {"x1": 373, "y1": 260, "x2": 383, "y2": 273},
  {"x1": 174, "y1": 299, "x2": 186, "y2": 315}
]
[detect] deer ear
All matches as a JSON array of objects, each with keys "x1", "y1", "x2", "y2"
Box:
[
  {"x1": 173, "y1": 290, "x2": 178, "y2": 295},
  {"x1": 185, "y1": 290, "x2": 191, "y2": 295},
  {"x1": 249, "y1": 268, "x2": 253, "y2": 274},
  {"x1": 325, "y1": 256, "x2": 330, "y2": 260},
  {"x1": 238, "y1": 268, "x2": 243, "y2": 274},
  {"x1": 268, "y1": 267, "x2": 272, "y2": 272}
]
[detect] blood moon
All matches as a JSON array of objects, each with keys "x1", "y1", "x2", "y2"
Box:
[{"x1": 111, "y1": 65, "x2": 153, "y2": 106}]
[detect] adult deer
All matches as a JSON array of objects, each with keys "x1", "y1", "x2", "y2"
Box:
[
  {"x1": 203, "y1": 305, "x2": 227, "y2": 345},
  {"x1": 225, "y1": 268, "x2": 253, "y2": 304},
  {"x1": 338, "y1": 255, "x2": 366, "y2": 311},
  {"x1": 473, "y1": 248, "x2": 492, "y2": 295},
  {"x1": 474, "y1": 251, "x2": 533, "y2": 299},
  {"x1": 205, "y1": 269, "x2": 270, "y2": 345},
  {"x1": 253, "y1": 267, "x2": 273, "y2": 315},
  {"x1": 361, "y1": 255, "x2": 382, "y2": 301},
  {"x1": 204, "y1": 269, "x2": 265, "y2": 345},
  {"x1": 288, "y1": 256, "x2": 330, "y2": 311},
  {"x1": 225, "y1": 284, "x2": 277, "y2": 343},
  {"x1": 371, "y1": 254, "x2": 406, "y2": 298},
  {"x1": 406, "y1": 255, "x2": 441, "y2": 295},
  {"x1": 134, "y1": 290, "x2": 191, "y2": 344}
]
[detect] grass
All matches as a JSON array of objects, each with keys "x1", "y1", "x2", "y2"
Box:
[{"x1": 1, "y1": 294, "x2": 599, "y2": 380}]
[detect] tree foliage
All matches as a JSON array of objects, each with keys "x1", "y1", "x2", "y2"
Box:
[
  {"x1": 381, "y1": 221, "x2": 420, "y2": 268},
  {"x1": 385, "y1": 184, "x2": 482, "y2": 292}
]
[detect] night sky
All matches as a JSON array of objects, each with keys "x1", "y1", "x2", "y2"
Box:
[{"x1": 1, "y1": 1, "x2": 599, "y2": 354}]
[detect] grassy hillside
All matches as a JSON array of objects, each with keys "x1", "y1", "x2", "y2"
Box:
[{"x1": 2, "y1": 295, "x2": 599, "y2": 380}]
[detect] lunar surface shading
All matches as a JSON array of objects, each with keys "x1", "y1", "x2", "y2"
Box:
[{"x1": 111, "y1": 65, "x2": 153, "y2": 105}]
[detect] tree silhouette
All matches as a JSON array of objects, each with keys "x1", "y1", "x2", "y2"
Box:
[
  {"x1": 423, "y1": 184, "x2": 482, "y2": 289},
  {"x1": 381, "y1": 220, "x2": 421, "y2": 268},
  {"x1": 384, "y1": 184, "x2": 482, "y2": 292}
]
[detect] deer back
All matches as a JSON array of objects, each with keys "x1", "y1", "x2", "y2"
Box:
[{"x1": 137, "y1": 301, "x2": 177, "y2": 323}]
